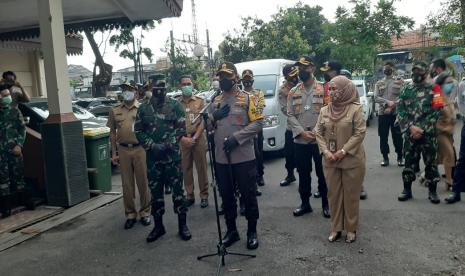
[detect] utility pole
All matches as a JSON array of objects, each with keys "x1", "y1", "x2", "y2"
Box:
[
  {"x1": 206, "y1": 29, "x2": 214, "y2": 76},
  {"x1": 170, "y1": 30, "x2": 176, "y2": 87},
  {"x1": 191, "y1": 0, "x2": 199, "y2": 44}
]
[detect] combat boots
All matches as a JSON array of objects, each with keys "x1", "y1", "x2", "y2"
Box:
[
  {"x1": 178, "y1": 213, "x2": 192, "y2": 241},
  {"x1": 428, "y1": 182, "x2": 440, "y2": 204},
  {"x1": 398, "y1": 182, "x2": 413, "y2": 201},
  {"x1": 146, "y1": 215, "x2": 166, "y2": 243},
  {"x1": 246, "y1": 220, "x2": 259, "y2": 250}
]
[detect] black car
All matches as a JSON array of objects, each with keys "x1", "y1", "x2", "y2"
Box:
[
  {"x1": 19, "y1": 98, "x2": 108, "y2": 133},
  {"x1": 74, "y1": 98, "x2": 119, "y2": 118}
]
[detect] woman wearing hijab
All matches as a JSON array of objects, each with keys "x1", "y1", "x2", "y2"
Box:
[{"x1": 314, "y1": 76, "x2": 366, "y2": 243}]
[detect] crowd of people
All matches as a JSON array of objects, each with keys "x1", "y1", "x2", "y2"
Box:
[{"x1": 0, "y1": 54, "x2": 464, "y2": 249}]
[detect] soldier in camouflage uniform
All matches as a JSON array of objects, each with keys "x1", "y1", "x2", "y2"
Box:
[
  {"x1": 135, "y1": 77, "x2": 192, "y2": 243},
  {"x1": 397, "y1": 61, "x2": 442, "y2": 204},
  {"x1": 0, "y1": 84, "x2": 26, "y2": 218}
]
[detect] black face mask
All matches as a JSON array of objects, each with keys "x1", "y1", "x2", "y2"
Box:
[
  {"x1": 412, "y1": 73, "x2": 426, "y2": 84},
  {"x1": 324, "y1": 73, "x2": 332, "y2": 82},
  {"x1": 152, "y1": 87, "x2": 166, "y2": 99},
  {"x1": 298, "y1": 70, "x2": 312, "y2": 82},
  {"x1": 242, "y1": 80, "x2": 254, "y2": 88},
  {"x1": 220, "y1": 78, "x2": 236, "y2": 91},
  {"x1": 287, "y1": 76, "x2": 299, "y2": 86},
  {"x1": 384, "y1": 68, "x2": 393, "y2": 76},
  {"x1": 430, "y1": 70, "x2": 438, "y2": 79}
]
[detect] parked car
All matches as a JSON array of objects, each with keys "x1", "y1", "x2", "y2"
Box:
[
  {"x1": 74, "y1": 98, "x2": 119, "y2": 118},
  {"x1": 19, "y1": 98, "x2": 109, "y2": 133},
  {"x1": 235, "y1": 59, "x2": 295, "y2": 152},
  {"x1": 352, "y1": 79, "x2": 374, "y2": 126}
]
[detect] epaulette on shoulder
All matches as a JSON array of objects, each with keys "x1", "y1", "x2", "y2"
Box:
[
  {"x1": 193, "y1": 95, "x2": 203, "y2": 100},
  {"x1": 352, "y1": 102, "x2": 361, "y2": 105}
]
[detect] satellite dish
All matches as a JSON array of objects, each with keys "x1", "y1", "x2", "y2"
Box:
[{"x1": 193, "y1": 44, "x2": 205, "y2": 58}]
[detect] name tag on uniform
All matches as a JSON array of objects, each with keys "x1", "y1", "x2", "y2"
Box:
[
  {"x1": 189, "y1": 113, "x2": 195, "y2": 122},
  {"x1": 304, "y1": 105, "x2": 310, "y2": 111},
  {"x1": 186, "y1": 108, "x2": 191, "y2": 113},
  {"x1": 417, "y1": 92, "x2": 424, "y2": 97},
  {"x1": 156, "y1": 114, "x2": 165, "y2": 120}
]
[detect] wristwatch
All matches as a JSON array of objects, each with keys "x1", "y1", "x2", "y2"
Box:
[{"x1": 341, "y1": 149, "x2": 347, "y2": 155}]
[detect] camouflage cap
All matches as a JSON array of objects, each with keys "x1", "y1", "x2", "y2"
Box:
[
  {"x1": 412, "y1": 61, "x2": 428, "y2": 71},
  {"x1": 283, "y1": 64, "x2": 298, "y2": 78},
  {"x1": 295, "y1": 56, "x2": 315, "y2": 67},
  {"x1": 242, "y1": 69, "x2": 254, "y2": 78},
  {"x1": 217, "y1": 62, "x2": 238, "y2": 75}
]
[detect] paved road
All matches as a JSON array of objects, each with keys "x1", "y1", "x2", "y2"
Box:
[{"x1": 1, "y1": 119, "x2": 464, "y2": 276}]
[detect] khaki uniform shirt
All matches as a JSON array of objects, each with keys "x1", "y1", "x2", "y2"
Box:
[
  {"x1": 315, "y1": 103, "x2": 366, "y2": 169},
  {"x1": 107, "y1": 102, "x2": 139, "y2": 145},
  {"x1": 287, "y1": 82, "x2": 324, "y2": 144},
  {"x1": 278, "y1": 82, "x2": 294, "y2": 130},
  {"x1": 177, "y1": 95, "x2": 205, "y2": 135},
  {"x1": 209, "y1": 89, "x2": 263, "y2": 164},
  {"x1": 374, "y1": 77, "x2": 403, "y2": 115}
]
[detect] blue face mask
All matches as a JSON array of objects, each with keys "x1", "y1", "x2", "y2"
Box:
[{"x1": 442, "y1": 83, "x2": 454, "y2": 94}]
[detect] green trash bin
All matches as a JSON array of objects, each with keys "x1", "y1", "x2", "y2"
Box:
[{"x1": 83, "y1": 129, "x2": 111, "y2": 192}]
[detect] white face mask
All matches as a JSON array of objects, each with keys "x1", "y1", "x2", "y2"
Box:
[
  {"x1": 122, "y1": 91, "x2": 135, "y2": 102},
  {"x1": 212, "y1": 80, "x2": 220, "y2": 90},
  {"x1": 145, "y1": 91, "x2": 152, "y2": 99}
]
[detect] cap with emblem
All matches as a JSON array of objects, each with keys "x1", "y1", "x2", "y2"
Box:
[
  {"x1": 295, "y1": 56, "x2": 315, "y2": 67},
  {"x1": 412, "y1": 61, "x2": 428, "y2": 71},
  {"x1": 217, "y1": 62, "x2": 238, "y2": 75},
  {"x1": 283, "y1": 64, "x2": 298, "y2": 78},
  {"x1": 148, "y1": 74, "x2": 166, "y2": 88},
  {"x1": 320, "y1": 61, "x2": 342, "y2": 73},
  {"x1": 242, "y1": 69, "x2": 254, "y2": 79}
]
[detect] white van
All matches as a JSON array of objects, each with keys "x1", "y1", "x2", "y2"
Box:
[{"x1": 235, "y1": 59, "x2": 295, "y2": 152}]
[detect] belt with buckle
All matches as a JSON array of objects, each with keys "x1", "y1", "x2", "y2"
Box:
[{"x1": 119, "y1": 143, "x2": 140, "y2": 148}]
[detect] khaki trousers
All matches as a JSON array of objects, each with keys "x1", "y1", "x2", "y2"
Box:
[
  {"x1": 324, "y1": 166, "x2": 365, "y2": 233},
  {"x1": 118, "y1": 146, "x2": 151, "y2": 219},
  {"x1": 181, "y1": 134, "x2": 209, "y2": 199}
]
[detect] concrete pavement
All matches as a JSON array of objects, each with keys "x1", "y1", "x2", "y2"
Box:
[{"x1": 0, "y1": 119, "x2": 464, "y2": 276}]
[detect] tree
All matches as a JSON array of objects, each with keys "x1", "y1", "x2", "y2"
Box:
[
  {"x1": 219, "y1": 3, "x2": 328, "y2": 63},
  {"x1": 85, "y1": 30, "x2": 113, "y2": 97},
  {"x1": 109, "y1": 22, "x2": 155, "y2": 83},
  {"x1": 428, "y1": 0, "x2": 465, "y2": 46},
  {"x1": 320, "y1": 0, "x2": 414, "y2": 73}
]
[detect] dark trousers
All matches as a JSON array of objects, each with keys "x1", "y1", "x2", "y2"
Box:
[
  {"x1": 378, "y1": 114, "x2": 403, "y2": 157},
  {"x1": 284, "y1": 130, "x2": 296, "y2": 176},
  {"x1": 216, "y1": 160, "x2": 259, "y2": 224},
  {"x1": 254, "y1": 130, "x2": 264, "y2": 178},
  {"x1": 295, "y1": 143, "x2": 328, "y2": 206},
  {"x1": 453, "y1": 124, "x2": 465, "y2": 193}
]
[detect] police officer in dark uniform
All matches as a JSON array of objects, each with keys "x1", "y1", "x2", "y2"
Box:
[
  {"x1": 210, "y1": 62, "x2": 263, "y2": 250},
  {"x1": 278, "y1": 65, "x2": 299, "y2": 187}
]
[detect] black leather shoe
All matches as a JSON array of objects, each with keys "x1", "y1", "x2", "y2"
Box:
[
  {"x1": 280, "y1": 175, "x2": 296, "y2": 187},
  {"x1": 313, "y1": 191, "x2": 321, "y2": 198},
  {"x1": 185, "y1": 198, "x2": 195, "y2": 207},
  {"x1": 360, "y1": 190, "x2": 367, "y2": 200},
  {"x1": 200, "y1": 199, "x2": 209, "y2": 208},
  {"x1": 165, "y1": 186, "x2": 172, "y2": 195},
  {"x1": 256, "y1": 189, "x2": 262, "y2": 196},
  {"x1": 222, "y1": 230, "x2": 240, "y2": 247},
  {"x1": 381, "y1": 158, "x2": 389, "y2": 167},
  {"x1": 397, "y1": 157, "x2": 405, "y2": 167},
  {"x1": 293, "y1": 205, "x2": 313, "y2": 217},
  {"x1": 322, "y1": 206, "x2": 331, "y2": 218},
  {"x1": 124, "y1": 218, "x2": 137, "y2": 229},
  {"x1": 178, "y1": 214, "x2": 192, "y2": 241},
  {"x1": 246, "y1": 232, "x2": 259, "y2": 250},
  {"x1": 140, "y1": 216, "x2": 151, "y2": 226},
  {"x1": 445, "y1": 192, "x2": 461, "y2": 204},
  {"x1": 257, "y1": 176, "x2": 265, "y2": 187}
]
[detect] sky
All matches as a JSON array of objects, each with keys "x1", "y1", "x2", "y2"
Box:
[{"x1": 67, "y1": 0, "x2": 442, "y2": 71}]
